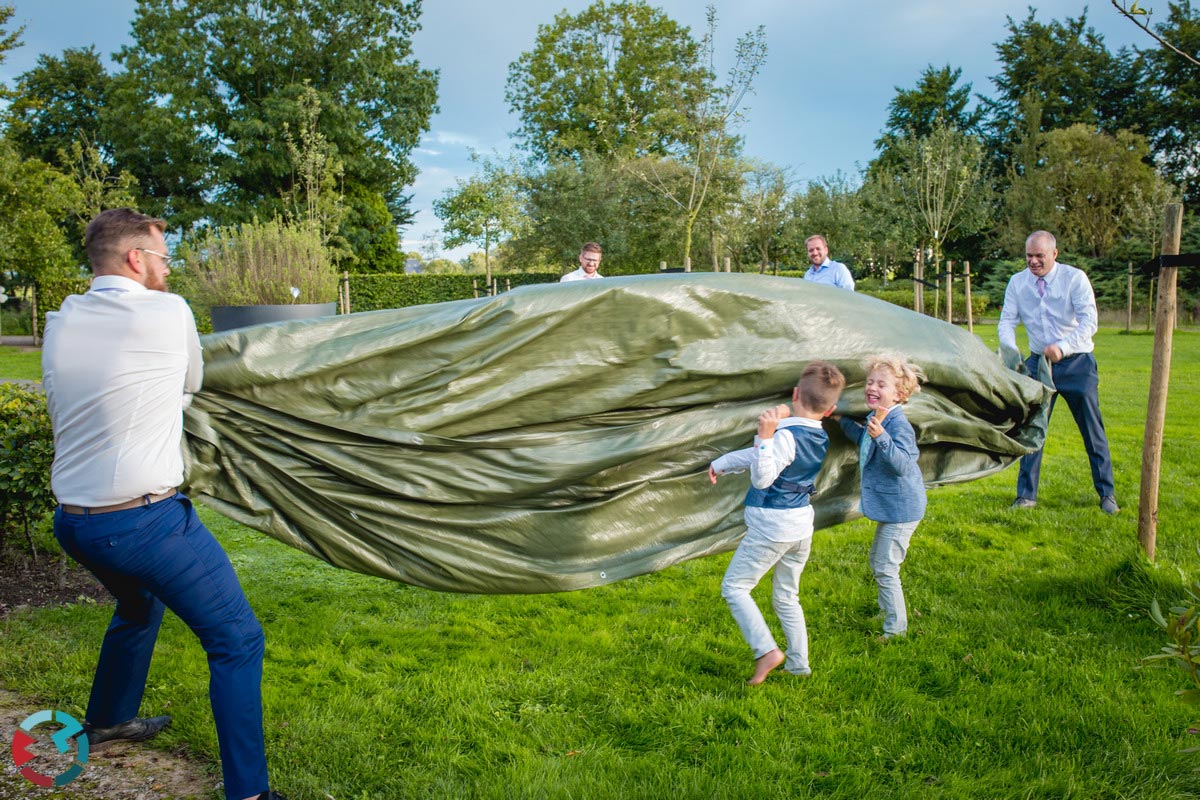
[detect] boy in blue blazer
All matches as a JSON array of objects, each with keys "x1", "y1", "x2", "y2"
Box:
[{"x1": 838, "y1": 355, "x2": 926, "y2": 639}]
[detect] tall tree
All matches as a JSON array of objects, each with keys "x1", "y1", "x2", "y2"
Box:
[
  {"x1": 108, "y1": 0, "x2": 438, "y2": 247},
  {"x1": 986, "y1": 9, "x2": 1146, "y2": 150},
  {"x1": 863, "y1": 118, "x2": 992, "y2": 267},
  {"x1": 874, "y1": 64, "x2": 983, "y2": 171},
  {"x1": 630, "y1": 7, "x2": 767, "y2": 266},
  {"x1": 6, "y1": 47, "x2": 112, "y2": 168},
  {"x1": 0, "y1": 4, "x2": 20, "y2": 70},
  {"x1": 1141, "y1": 1, "x2": 1200, "y2": 203},
  {"x1": 995, "y1": 95, "x2": 1057, "y2": 256},
  {"x1": 738, "y1": 161, "x2": 791, "y2": 273},
  {"x1": 433, "y1": 155, "x2": 525, "y2": 284},
  {"x1": 1036, "y1": 124, "x2": 1161, "y2": 257},
  {"x1": 505, "y1": 0, "x2": 707, "y2": 162},
  {"x1": 0, "y1": 138, "x2": 82, "y2": 290},
  {"x1": 785, "y1": 173, "x2": 872, "y2": 270}
]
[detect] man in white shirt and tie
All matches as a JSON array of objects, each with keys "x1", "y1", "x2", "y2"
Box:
[{"x1": 998, "y1": 230, "x2": 1118, "y2": 515}]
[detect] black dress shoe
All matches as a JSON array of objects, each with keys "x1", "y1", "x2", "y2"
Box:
[{"x1": 83, "y1": 715, "x2": 172, "y2": 745}]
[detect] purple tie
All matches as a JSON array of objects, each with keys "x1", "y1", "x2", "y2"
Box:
[{"x1": 1036, "y1": 277, "x2": 1046, "y2": 297}]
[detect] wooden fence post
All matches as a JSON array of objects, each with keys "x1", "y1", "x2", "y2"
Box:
[
  {"x1": 1126, "y1": 262, "x2": 1133, "y2": 333},
  {"x1": 660, "y1": 261, "x2": 667, "y2": 272},
  {"x1": 724, "y1": 256, "x2": 731, "y2": 273},
  {"x1": 946, "y1": 260, "x2": 954, "y2": 323},
  {"x1": 1138, "y1": 203, "x2": 1184, "y2": 562},
  {"x1": 914, "y1": 251, "x2": 924, "y2": 315},
  {"x1": 684, "y1": 256, "x2": 691, "y2": 273},
  {"x1": 964, "y1": 261, "x2": 973, "y2": 333}
]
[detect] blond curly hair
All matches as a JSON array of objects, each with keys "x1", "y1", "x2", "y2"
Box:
[{"x1": 864, "y1": 354, "x2": 923, "y2": 403}]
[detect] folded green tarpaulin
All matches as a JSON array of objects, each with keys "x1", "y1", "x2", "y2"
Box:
[{"x1": 182, "y1": 273, "x2": 1052, "y2": 594}]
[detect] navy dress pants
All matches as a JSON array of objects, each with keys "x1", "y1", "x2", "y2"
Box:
[
  {"x1": 1017, "y1": 352, "x2": 1115, "y2": 500},
  {"x1": 54, "y1": 494, "x2": 269, "y2": 800}
]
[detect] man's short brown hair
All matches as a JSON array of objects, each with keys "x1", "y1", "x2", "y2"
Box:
[
  {"x1": 796, "y1": 360, "x2": 846, "y2": 413},
  {"x1": 85, "y1": 208, "x2": 167, "y2": 274},
  {"x1": 581, "y1": 242, "x2": 603, "y2": 255}
]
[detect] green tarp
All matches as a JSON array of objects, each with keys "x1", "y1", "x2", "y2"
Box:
[{"x1": 182, "y1": 273, "x2": 1052, "y2": 594}]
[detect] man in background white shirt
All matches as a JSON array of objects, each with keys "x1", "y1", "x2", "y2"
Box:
[
  {"x1": 998, "y1": 230, "x2": 1117, "y2": 516},
  {"x1": 560, "y1": 241, "x2": 604, "y2": 281},
  {"x1": 43, "y1": 209, "x2": 284, "y2": 800},
  {"x1": 801, "y1": 235, "x2": 855, "y2": 291}
]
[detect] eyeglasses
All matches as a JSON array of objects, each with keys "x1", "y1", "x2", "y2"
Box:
[{"x1": 135, "y1": 247, "x2": 174, "y2": 266}]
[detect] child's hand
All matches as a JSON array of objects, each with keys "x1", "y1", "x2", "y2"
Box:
[
  {"x1": 866, "y1": 406, "x2": 886, "y2": 438},
  {"x1": 757, "y1": 405, "x2": 784, "y2": 440},
  {"x1": 708, "y1": 465, "x2": 719, "y2": 485}
]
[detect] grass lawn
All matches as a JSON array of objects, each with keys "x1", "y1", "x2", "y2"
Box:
[
  {"x1": 0, "y1": 345, "x2": 42, "y2": 381},
  {"x1": 3, "y1": 326, "x2": 1200, "y2": 799}
]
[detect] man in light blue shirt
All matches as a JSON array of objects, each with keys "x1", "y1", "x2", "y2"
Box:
[
  {"x1": 801, "y1": 235, "x2": 854, "y2": 290},
  {"x1": 999, "y1": 230, "x2": 1117, "y2": 515}
]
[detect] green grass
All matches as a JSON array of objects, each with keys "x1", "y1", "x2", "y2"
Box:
[
  {"x1": 4, "y1": 327, "x2": 1200, "y2": 799},
  {"x1": 0, "y1": 345, "x2": 42, "y2": 381}
]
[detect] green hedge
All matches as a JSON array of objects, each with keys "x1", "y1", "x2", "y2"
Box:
[
  {"x1": 347, "y1": 271, "x2": 561, "y2": 312},
  {"x1": 36, "y1": 270, "x2": 989, "y2": 329},
  {"x1": 0, "y1": 383, "x2": 55, "y2": 551}
]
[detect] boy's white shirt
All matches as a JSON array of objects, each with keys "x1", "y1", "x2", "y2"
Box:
[
  {"x1": 710, "y1": 417, "x2": 823, "y2": 544},
  {"x1": 711, "y1": 416, "x2": 823, "y2": 487}
]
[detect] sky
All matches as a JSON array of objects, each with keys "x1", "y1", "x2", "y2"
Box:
[{"x1": 0, "y1": 0, "x2": 1151, "y2": 260}]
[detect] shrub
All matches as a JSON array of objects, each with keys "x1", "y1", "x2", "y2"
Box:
[
  {"x1": 175, "y1": 219, "x2": 339, "y2": 317},
  {"x1": 0, "y1": 383, "x2": 56, "y2": 556}
]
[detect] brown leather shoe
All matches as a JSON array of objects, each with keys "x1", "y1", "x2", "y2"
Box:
[{"x1": 83, "y1": 715, "x2": 171, "y2": 745}]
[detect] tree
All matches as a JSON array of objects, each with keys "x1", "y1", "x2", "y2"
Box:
[
  {"x1": 0, "y1": 138, "x2": 82, "y2": 291},
  {"x1": 630, "y1": 7, "x2": 767, "y2": 266},
  {"x1": 434, "y1": 155, "x2": 524, "y2": 285},
  {"x1": 785, "y1": 173, "x2": 876, "y2": 272},
  {"x1": 1140, "y1": 1, "x2": 1200, "y2": 203},
  {"x1": 873, "y1": 64, "x2": 983, "y2": 172},
  {"x1": 863, "y1": 118, "x2": 992, "y2": 268},
  {"x1": 0, "y1": 3, "x2": 22, "y2": 102},
  {"x1": 1036, "y1": 124, "x2": 1161, "y2": 257},
  {"x1": 507, "y1": 152, "x2": 681, "y2": 273},
  {"x1": 986, "y1": 9, "x2": 1146, "y2": 151},
  {"x1": 108, "y1": 0, "x2": 438, "y2": 248},
  {"x1": 5, "y1": 47, "x2": 112, "y2": 168},
  {"x1": 505, "y1": 0, "x2": 707, "y2": 162},
  {"x1": 995, "y1": 94, "x2": 1057, "y2": 256},
  {"x1": 739, "y1": 161, "x2": 792, "y2": 272}
]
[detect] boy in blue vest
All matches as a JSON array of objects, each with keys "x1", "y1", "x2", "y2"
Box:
[{"x1": 709, "y1": 361, "x2": 846, "y2": 685}]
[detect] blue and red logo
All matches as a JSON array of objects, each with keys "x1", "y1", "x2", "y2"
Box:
[{"x1": 10, "y1": 709, "x2": 89, "y2": 787}]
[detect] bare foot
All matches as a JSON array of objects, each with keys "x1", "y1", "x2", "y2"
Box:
[{"x1": 747, "y1": 648, "x2": 785, "y2": 686}]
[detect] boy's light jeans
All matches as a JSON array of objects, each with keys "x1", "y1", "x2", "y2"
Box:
[
  {"x1": 870, "y1": 520, "x2": 920, "y2": 636},
  {"x1": 721, "y1": 527, "x2": 813, "y2": 675}
]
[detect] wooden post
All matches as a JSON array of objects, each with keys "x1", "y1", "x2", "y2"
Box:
[
  {"x1": 31, "y1": 289, "x2": 38, "y2": 346},
  {"x1": 914, "y1": 251, "x2": 924, "y2": 315},
  {"x1": 724, "y1": 256, "x2": 731, "y2": 273},
  {"x1": 1138, "y1": 203, "x2": 1183, "y2": 562},
  {"x1": 933, "y1": 260, "x2": 941, "y2": 319},
  {"x1": 1126, "y1": 262, "x2": 1133, "y2": 333},
  {"x1": 660, "y1": 261, "x2": 667, "y2": 272},
  {"x1": 1145, "y1": 279, "x2": 1152, "y2": 330},
  {"x1": 472, "y1": 279, "x2": 479, "y2": 299},
  {"x1": 505, "y1": 278, "x2": 511, "y2": 293},
  {"x1": 684, "y1": 256, "x2": 691, "y2": 273},
  {"x1": 964, "y1": 261, "x2": 974, "y2": 333},
  {"x1": 946, "y1": 260, "x2": 954, "y2": 323}
]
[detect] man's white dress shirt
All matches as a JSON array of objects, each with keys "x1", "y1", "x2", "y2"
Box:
[{"x1": 42, "y1": 275, "x2": 203, "y2": 506}]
